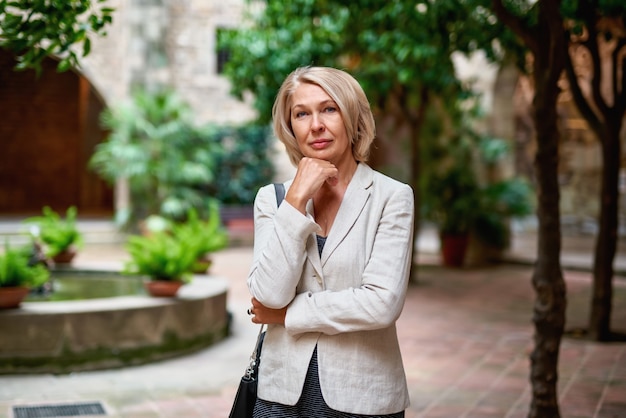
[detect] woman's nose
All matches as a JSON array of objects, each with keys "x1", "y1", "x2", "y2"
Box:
[{"x1": 311, "y1": 113, "x2": 325, "y2": 131}]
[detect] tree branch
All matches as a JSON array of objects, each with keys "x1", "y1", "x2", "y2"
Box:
[
  {"x1": 491, "y1": 0, "x2": 538, "y2": 54},
  {"x1": 613, "y1": 38, "x2": 626, "y2": 116},
  {"x1": 584, "y1": 17, "x2": 611, "y2": 118},
  {"x1": 564, "y1": 37, "x2": 604, "y2": 137}
]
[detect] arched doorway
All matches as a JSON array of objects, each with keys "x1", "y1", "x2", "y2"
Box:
[{"x1": 0, "y1": 50, "x2": 113, "y2": 218}]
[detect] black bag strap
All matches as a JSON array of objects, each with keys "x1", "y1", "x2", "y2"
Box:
[
  {"x1": 243, "y1": 183, "x2": 283, "y2": 380},
  {"x1": 274, "y1": 183, "x2": 285, "y2": 207},
  {"x1": 244, "y1": 324, "x2": 265, "y2": 379}
]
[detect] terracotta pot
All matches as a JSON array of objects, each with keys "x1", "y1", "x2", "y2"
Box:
[
  {"x1": 52, "y1": 247, "x2": 77, "y2": 265},
  {"x1": 192, "y1": 255, "x2": 213, "y2": 274},
  {"x1": 143, "y1": 280, "x2": 184, "y2": 297},
  {"x1": 441, "y1": 234, "x2": 469, "y2": 267},
  {"x1": 0, "y1": 286, "x2": 30, "y2": 309}
]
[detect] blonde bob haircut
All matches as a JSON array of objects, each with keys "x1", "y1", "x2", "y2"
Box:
[{"x1": 272, "y1": 66, "x2": 376, "y2": 167}]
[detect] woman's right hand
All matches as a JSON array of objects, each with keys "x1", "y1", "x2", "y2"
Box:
[
  {"x1": 250, "y1": 297, "x2": 287, "y2": 325},
  {"x1": 285, "y1": 157, "x2": 338, "y2": 214}
]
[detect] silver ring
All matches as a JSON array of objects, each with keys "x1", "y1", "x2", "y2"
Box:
[{"x1": 247, "y1": 308, "x2": 252, "y2": 316}]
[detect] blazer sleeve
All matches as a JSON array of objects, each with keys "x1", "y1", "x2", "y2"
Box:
[
  {"x1": 247, "y1": 183, "x2": 321, "y2": 308},
  {"x1": 285, "y1": 184, "x2": 415, "y2": 335}
]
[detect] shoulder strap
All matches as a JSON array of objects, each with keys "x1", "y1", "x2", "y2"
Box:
[{"x1": 274, "y1": 183, "x2": 285, "y2": 207}]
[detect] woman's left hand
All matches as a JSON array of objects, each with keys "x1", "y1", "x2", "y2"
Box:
[{"x1": 249, "y1": 297, "x2": 287, "y2": 325}]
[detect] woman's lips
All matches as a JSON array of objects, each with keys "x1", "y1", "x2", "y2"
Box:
[{"x1": 310, "y1": 139, "x2": 332, "y2": 150}]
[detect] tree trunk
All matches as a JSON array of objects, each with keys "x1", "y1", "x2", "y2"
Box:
[
  {"x1": 589, "y1": 124, "x2": 621, "y2": 341},
  {"x1": 489, "y1": 8, "x2": 568, "y2": 413},
  {"x1": 527, "y1": 2, "x2": 568, "y2": 417},
  {"x1": 529, "y1": 93, "x2": 567, "y2": 418},
  {"x1": 562, "y1": 14, "x2": 625, "y2": 342}
]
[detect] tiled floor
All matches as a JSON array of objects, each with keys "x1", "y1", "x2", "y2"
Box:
[{"x1": 1, "y1": 231, "x2": 625, "y2": 417}]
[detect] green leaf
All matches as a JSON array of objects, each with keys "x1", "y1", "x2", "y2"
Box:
[
  {"x1": 0, "y1": 0, "x2": 113, "y2": 73},
  {"x1": 57, "y1": 58, "x2": 71, "y2": 72}
]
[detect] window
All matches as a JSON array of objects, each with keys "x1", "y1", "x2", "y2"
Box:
[{"x1": 216, "y1": 27, "x2": 233, "y2": 74}]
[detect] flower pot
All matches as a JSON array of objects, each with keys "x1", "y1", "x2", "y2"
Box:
[
  {"x1": 52, "y1": 247, "x2": 77, "y2": 265},
  {"x1": 143, "y1": 280, "x2": 184, "y2": 297},
  {"x1": 0, "y1": 286, "x2": 30, "y2": 309},
  {"x1": 192, "y1": 254, "x2": 213, "y2": 274},
  {"x1": 441, "y1": 234, "x2": 469, "y2": 267}
]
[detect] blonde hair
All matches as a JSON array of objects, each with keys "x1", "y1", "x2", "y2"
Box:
[{"x1": 272, "y1": 66, "x2": 376, "y2": 166}]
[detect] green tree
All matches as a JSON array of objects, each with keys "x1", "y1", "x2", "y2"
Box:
[
  {"x1": 0, "y1": 0, "x2": 113, "y2": 74},
  {"x1": 219, "y1": 0, "x2": 508, "y2": 279},
  {"x1": 89, "y1": 89, "x2": 219, "y2": 229},
  {"x1": 561, "y1": 0, "x2": 626, "y2": 342},
  {"x1": 491, "y1": 1, "x2": 567, "y2": 416}
]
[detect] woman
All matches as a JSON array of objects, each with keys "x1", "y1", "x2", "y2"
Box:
[{"x1": 247, "y1": 66, "x2": 414, "y2": 417}]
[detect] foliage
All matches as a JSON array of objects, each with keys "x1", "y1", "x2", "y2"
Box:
[
  {"x1": 24, "y1": 206, "x2": 83, "y2": 258},
  {"x1": 473, "y1": 177, "x2": 534, "y2": 247},
  {"x1": 171, "y1": 205, "x2": 228, "y2": 258},
  {"x1": 218, "y1": 0, "x2": 518, "y2": 270},
  {"x1": 90, "y1": 88, "x2": 275, "y2": 227},
  {"x1": 424, "y1": 153, "x2": 534, "y2": 246},
  {"x1": 205, "y1": 124, "x2": 275, "y2": 205},
  {"x1": 89, "y1": 89, "x2": 219, "y2": 228},
  {"x1": 123, "y1": 198, "x2": 230, "y2": 282},
  {"x1": 123, "y1": 232, "x2": 196, "y2": 283},
  {"x1": 216, "y1": 0, "x2": 531, "y2": 141},
  {"x1": 219, "y1": 0, "x2": 511, "y2": 124},
  {"x1": 0, "y1": 0, "x2": 114, "y2": 74},
  {"x1": 424, "y1": 163, "x2": 481, "y2": 236},
  {"x1": 145, "y1": 203, "x2": 229, "y2": 261},
  {"x1": 422, "y1": 106, "x2": 534, "y2": 247},
  {"x1": 0, "y1": 242, "x2": 50, "y2": 288}
]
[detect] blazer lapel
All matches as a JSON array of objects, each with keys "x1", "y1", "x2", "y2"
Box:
[{"x1": 321, "y1": 164, "x2": 373, "y2": 264}]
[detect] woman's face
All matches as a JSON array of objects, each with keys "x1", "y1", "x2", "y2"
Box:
[{"x1": 290, "y1": 83, "x2": 353, "y2": 167}]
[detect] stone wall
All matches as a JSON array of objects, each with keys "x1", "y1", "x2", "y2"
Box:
[{"x1": 79, "y1": 0, "x2": 256, "y2": 125}]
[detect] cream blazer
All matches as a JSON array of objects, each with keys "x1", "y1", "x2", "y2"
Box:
[{"x1": 247, "y1": 163, "x2": 414, "y2": 415}]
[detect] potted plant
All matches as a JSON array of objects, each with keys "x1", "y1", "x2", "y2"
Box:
[
  {"x1": 170, "y1": 203, "x2": 229, "y2": 274},
  {"x1": 24, "y1": 206, "x2": 83, "y2": 265},
  {"x1": 423, "y1": 137, "x2": 534, "y2": 267},
  {"x1": 423, "y1": 163, "x2": 482, "y2": 267},
  {"x1": 141, "y1": 202, "x2": 229, "y2": 274},
  {"x1": 0, "y1": 243, "x2": 50, "y2": 309},
  {"x1": 123, "y1": 232, "x2": 197, "y2": 297}
]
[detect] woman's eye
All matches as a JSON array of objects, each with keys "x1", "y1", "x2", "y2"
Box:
[
  {"x1": 324, "y1": 106, "x2": 337, "y2": 113},
  {"x1": 295, "y1": 111, "x2": 307, "y2": 118}
]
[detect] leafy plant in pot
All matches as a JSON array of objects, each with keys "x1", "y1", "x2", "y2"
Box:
[
  {"x1": 0, "y1": 243, "x2": 50, "y2": 308},
  {"x1": 24, "y1": 206, "x2": 83, "y2": 265},
  {"x1": 423, "y1": 138, "x2": 534, "y2": 267},
  {"x1": 142, "y1": 202, "x2": 229, "y2": 274},
  {"x1": 123, "y1": 232, "x2": 197, "y2": 297},
  {"x1": 170, "y1": 203, "x2": 229, "y2": 274},
  {"x1": 424, "y1": 164, "x2": 482, "y2": 267}
]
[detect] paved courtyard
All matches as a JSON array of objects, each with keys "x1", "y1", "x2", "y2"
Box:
[{"x1": 0, "y1": 231, "x2": 625, "y2": 418}]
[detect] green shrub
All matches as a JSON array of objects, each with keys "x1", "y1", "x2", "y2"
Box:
[
  {"x1": 24, "y1": 206, "x2": 82, "y2": 258},
  {"x1": 205, "y1": 124, "x2": 275, "y2": 205},
  {"x1": 123, "y1": 233, "x2": 196, "y2": 283},
  {"x1": 0, "y1": 243, "x2": 50, "y2": 288}
]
